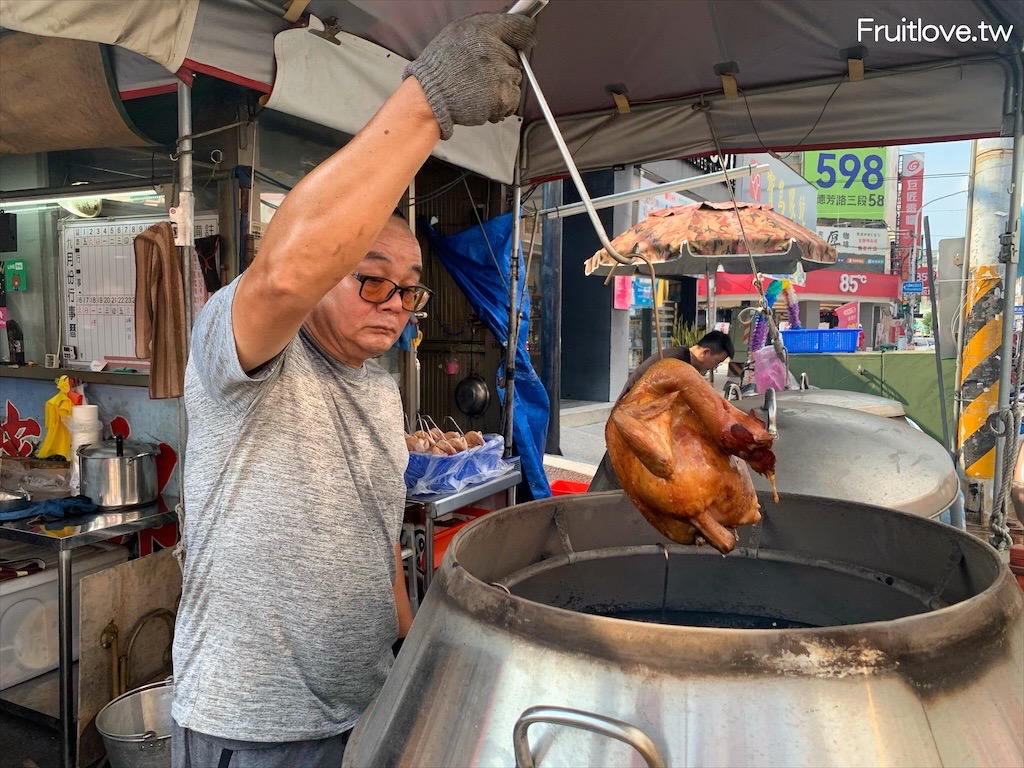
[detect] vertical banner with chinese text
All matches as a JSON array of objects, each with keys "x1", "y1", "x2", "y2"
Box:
[{"x1": 897, "y1": 154, "x2": 925, "y2": 284}]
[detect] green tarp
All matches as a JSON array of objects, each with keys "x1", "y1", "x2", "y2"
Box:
[{"x1": 788, "y1": 351, "x2": 955, "y2": 446}]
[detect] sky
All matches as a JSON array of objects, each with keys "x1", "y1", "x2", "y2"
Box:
[{"x1": 898, "y1": 140, "x2": 973, "y2": 244}]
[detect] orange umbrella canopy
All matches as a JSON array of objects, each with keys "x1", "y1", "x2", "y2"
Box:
[{"x1": 585, "y1": 201, "x2": 838, "y2": 276}]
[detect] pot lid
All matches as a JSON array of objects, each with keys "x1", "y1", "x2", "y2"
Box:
[
  {"x1": 750, "y1": 401, "x2": 957, "y2": 518},
  {"x1": 771, "y1": 389, "x2": 906, "y2": 418},
  {"x1": 78, "y1": 438, "x2": 157, "y2": 459}
]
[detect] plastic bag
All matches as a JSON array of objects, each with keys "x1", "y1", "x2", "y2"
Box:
[
  {"x1": 405, "y1": 434, "x2": 512, "y2": 496},
  {"x1": 753, "y1": 345, "x2": 788, "y2": 393}
]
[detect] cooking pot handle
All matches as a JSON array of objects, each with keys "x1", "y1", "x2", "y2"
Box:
[{"x1": 513, "y1": 705, "x2": 666, "y2": 768}]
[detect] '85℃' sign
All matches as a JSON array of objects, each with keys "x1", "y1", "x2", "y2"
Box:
[
  {"x1": 805, "y1": 148, "x2": 887, "y2": 221},
  {"x1": 839, "y1": 274, "x2": 869, "y2": 293}
]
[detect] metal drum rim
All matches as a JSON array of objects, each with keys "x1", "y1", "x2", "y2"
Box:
[{"x1": 439, "y1": 491, "x2": 1022, "y2": 683}]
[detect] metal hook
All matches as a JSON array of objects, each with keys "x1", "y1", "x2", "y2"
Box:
[
  {"x1": 509, "y1": 2, "x2": 634, "y2": 267},
  {"x1": 764, "y1": 388, "x2": 778, "y2": 437},
  {"x1": 656, "y1": 543, "x2": 670, "y2": 624}
]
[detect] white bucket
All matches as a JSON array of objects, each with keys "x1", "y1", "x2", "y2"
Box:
[{"x1": 95, "y1": 679, "x2": 173, "y2": 768}]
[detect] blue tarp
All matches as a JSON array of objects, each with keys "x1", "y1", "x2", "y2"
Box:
[{"x1": 426, "y1": 212, "x2": 551, "y2": 500}]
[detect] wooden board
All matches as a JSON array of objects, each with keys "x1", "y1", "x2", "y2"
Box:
[{"x1": 76, "y1": 548, "x2": 181, "y2": 768}]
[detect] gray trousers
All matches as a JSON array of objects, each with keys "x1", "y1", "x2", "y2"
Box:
[{"x1": 172, "y1": 721, "x2": 348, "y2": 768}]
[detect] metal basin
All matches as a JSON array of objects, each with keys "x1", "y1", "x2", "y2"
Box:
[{"x1": 346, "y1": 491, "x2": 1024, "y2": 768}]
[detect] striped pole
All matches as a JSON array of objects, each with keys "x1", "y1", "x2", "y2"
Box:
[
  {"x1": 958, "y1": 264, "x2": 1003, "y2": 481},
  {"x1": 958, "y1": 139, "x2": 1014, "y2": 521}
]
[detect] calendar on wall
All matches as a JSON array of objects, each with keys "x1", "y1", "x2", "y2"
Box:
[{"x1": 60, "y1": 214, "x2": 219, "y2": 363}]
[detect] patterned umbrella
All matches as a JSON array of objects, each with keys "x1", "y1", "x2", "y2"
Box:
[{"x1": 584, "y1": 201, "x2": 837, "y2": 277}]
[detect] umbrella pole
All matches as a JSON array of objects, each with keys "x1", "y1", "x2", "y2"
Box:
[{"x1": 645, "y1": 257, "x2": 663, "y2": 360}]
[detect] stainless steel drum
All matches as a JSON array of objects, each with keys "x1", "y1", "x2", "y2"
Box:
[
  {"x1": 747, "y1": 401, "x2": 958, "y2": 519},
  {"x1": 345, "y1": 491, "x2": 1023, "y2": 768},
  {"x1": 771, "y1": 389, "x2": 907, "y2": 418}
]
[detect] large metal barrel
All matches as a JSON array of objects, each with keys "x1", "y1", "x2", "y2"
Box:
[{"x1": 346, "y1": 491, "x2": 1023, "y2": 767}]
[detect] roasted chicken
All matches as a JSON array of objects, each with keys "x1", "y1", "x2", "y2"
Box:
[{"x1": 606, "y1": 358, "x2": 777, "y2": 554}]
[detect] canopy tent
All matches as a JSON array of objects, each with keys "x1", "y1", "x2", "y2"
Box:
[
  {"x1": 1, "y1": 0, "x2": 1020, "y2": 181},
  {"x1": 1, "y1": 0, "x2": 1021, "y2": 538}
]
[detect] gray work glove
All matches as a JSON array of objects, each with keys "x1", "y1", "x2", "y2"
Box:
[{"x1": 403, "y1": 13, "x2": 537, "y2": 140}]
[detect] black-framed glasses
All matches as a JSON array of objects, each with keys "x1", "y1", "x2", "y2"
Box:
[{"x1": 350, "y1": 272, "x2": 433, "y2": 311}]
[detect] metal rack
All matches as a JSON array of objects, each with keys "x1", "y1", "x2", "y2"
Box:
[{"x1": 406, "y1": 458, "x2": 521, "y2": 592}]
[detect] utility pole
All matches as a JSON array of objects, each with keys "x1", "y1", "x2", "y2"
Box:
[{"x1": 958, "y1": 138, "x2": 1014, "y2": 525}]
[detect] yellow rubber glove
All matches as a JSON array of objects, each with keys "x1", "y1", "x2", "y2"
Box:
[{"x1": 37, "y1": 375, "x2": 74, "y2": 459}]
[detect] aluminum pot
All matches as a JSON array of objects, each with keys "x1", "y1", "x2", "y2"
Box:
[
  {"x1": 96, "y1": 678, "x2": 173, "y2": 768},
  {"x1": 79, "y1": 435, "x2": 159, "y2": 509},
  {"x1": 345, "y1": 491, "x2": 1024, "y2": 768}
]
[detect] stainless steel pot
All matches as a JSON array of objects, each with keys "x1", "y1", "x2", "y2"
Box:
[
  {"x1": 345, "y1": 491, "x2": 1024, "y2": 768},
  {"x1": 79, "y1": 435, "x2": 159, "y2": 509}
]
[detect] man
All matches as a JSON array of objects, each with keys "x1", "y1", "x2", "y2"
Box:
[
  {"x1": 171, "y1": 14, "x2": 536, "y2": 768},
  {"x1": 588, "y1": 330, "x2": 734, "y2": 492}
]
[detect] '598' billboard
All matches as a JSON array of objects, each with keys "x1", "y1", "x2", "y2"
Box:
[{"x1": 805, "y1": 148, "x2": 887, "y2": 220}]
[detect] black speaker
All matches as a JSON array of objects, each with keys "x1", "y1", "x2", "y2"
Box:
[{"x1": 0, "y1": 213, "x2": 17, "y2": 253}]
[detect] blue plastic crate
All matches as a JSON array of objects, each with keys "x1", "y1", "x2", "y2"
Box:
[{"x1": 780, "y1": 328, "x2": 860, "y2": 353}]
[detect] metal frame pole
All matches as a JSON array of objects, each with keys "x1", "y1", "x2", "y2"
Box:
[
  {"x1": 992, "y1": 56, "x2": 1023, "y2": 542},
  {"x1": 924, "y1": 217, "x2": 951, "y2": 455},
  {"x1": 953, "y1": 143, "x2": 980, "y2": 452},
  {"x1": 503, "y1": 178, "x2": 524, "y2": 457},
  {"x1": 57, "y1": 549, "x2": 74, "y2": 768}
]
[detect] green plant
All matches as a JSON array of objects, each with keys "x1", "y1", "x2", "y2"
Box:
[{"x1": 671, "y1": 320, "x2": 701, "y2": 348}]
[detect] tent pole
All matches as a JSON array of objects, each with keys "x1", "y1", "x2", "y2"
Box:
[
  {"x1": 923, "y1": 217, "x2": 951, "y2": 456},
  {"x1": 503, "y1": 172, "x2": 524, "y2": 458},
  {"x1": 952, "y1": 142, "x2": 979, "y2": 460},
  {"x1": 541, "y1": 180, "x2": 562, "y2": 454},
  {"x1": 991, "y1": 55, "x2": 1023, "y2": 546},
  {"x1": 176, "y1": 79, "x2": 195, "y2": 507}
]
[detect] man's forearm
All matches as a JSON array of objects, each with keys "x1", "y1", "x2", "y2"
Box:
[{"x1": 230, "y1": 78, "x2": 439, "y2": 371}]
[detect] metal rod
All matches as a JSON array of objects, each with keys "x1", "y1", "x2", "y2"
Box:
[
  {"x1": 993, "y1": 56, "x2": 1023, "y2": 530},
  {"x1": 516, "y1": 53, "x2": 632, "y2": 265},
  {"x1": 177, "y1": 80, "x2": 195, "y2": 505},
  {"x1": 952, "y1": 143, "x2": 979, "y2": 455},
  {"x1": 924, "y1": 217, "x2": 952, "y2": 456},
  {"x1": 536, "y1": 164, "x2": 768, "y2": 220},
  {"x1": 57, "y1": 549, "x2": 74, "y2": 768},
  {"x1": 507, "y1": 0, "x2": 548, "y2": 16},
  {"x1": 541, "y1": 181, "x2": 562, "y2": 454},
  {"x1": 504, "y1": 181, "x2": 524, "y2": 458},
  {"x1": 657, "y1": 544, "x2": 670, "y2": 624}
]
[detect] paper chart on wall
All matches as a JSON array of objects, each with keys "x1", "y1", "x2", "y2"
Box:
[{"x1": 60, "y1": 214, "x2": 218, "y2": 364}]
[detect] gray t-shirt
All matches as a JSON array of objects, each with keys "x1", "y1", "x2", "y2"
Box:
[{"x1": 172, "y1": 278, "x2": 408, "y2": 742}]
